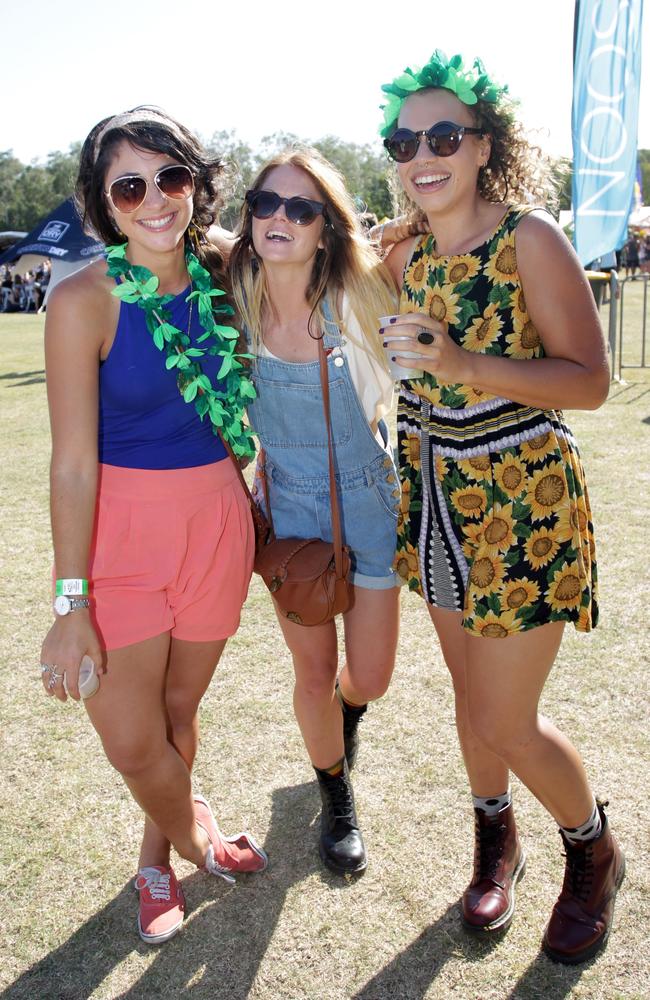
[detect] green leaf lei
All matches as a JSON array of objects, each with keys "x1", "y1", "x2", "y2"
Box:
[
  {"x1": 379, "y1": 50, "x2": 508, "y2": 139},
  {"x1": 105, "y1": 243, "x2": 257, "y2": 459}
]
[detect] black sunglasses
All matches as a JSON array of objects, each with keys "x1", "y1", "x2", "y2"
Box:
[
  {"x1": 105, "y1": 164, "x2": 194, "y2": 214},
  {"x1": 245, "y1": 189, "x2": 327, "y2": 226},
  {"x1": 384, "y1": 121, "x2": 485, "y2": 163}
]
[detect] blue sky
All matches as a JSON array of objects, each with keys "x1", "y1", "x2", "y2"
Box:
[{"x1": 2, "y1": 0, "x2": 648, "y2": 164}]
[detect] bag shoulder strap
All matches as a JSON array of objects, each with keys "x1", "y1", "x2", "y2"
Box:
[{"x1": 318, "y1": 336, "x2": 346, "y2": 579}]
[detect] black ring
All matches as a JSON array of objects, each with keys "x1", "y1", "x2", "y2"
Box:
[{"x1": 417, "y1": 330, "x2": 434, "y2": 345}]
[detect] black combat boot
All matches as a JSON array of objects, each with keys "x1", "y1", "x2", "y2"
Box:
[
  {"x1": 336, "y1": 682, "x2": 367, "y2": 771},
  {"x1": 314, "y1": 758, "x2": 367, "y2": 874}
]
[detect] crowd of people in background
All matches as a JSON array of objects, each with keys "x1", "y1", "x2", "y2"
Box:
[
  {"x1": 0, "y1": 260, "x2": 50, "y2": 312},
  {"x1": 585, "y1": 230, "x2": 650, "y2": 308},
  {"x1": 620, "y1": 232, "x2": 650, "y2": 277}
]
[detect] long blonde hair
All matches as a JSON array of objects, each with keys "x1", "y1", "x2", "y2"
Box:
[{"x1": 229, "y1": 147, "x2": 396, "y2": 363}]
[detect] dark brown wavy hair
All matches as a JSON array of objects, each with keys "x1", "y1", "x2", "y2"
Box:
[{"x1": 75, "y1": 106, "x2": 229, "y2": 285}]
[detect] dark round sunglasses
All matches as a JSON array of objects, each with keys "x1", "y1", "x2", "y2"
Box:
[
  {"x1": 105, "y1": 164, "x2": 194, "y2": 214},
  {"x1": 245, "y1": 189, "x2": 327, "y2": 226},
  {"x1": 384, "y1": 121, "x2": 485, "y2": 163}
]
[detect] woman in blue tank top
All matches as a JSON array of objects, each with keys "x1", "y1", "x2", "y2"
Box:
[
  {"x1": 39, "y1": 108, "x2": 267, "y2": 945},
  {"x1": 229, "y1": 149, "x2": 402, "y2": 875}
]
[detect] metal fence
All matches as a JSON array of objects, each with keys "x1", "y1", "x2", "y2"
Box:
[
  {"x1": 616, "y1": 274, "x2": 648, "y2": 379},
  {"x1": 593, "y1": 272, "x2": 649, "y2": 380}
]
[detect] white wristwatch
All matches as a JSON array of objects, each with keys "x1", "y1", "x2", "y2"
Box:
[{"x1": 53, "y1": 595, "x2": 91, "y2": 616}]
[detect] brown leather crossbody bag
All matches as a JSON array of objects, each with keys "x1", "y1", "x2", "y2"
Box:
[{"x1": 252, "y1": 336, "x2": 353, "y2": 626}]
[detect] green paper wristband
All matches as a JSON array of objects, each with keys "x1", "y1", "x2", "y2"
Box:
[{"x1": 55, "y1": 578, "x2": 89, "y2": 596}]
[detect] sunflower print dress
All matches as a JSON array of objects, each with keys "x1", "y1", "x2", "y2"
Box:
[{"x1": 395, "y1": 205, "x2": 598, "y2": 637}]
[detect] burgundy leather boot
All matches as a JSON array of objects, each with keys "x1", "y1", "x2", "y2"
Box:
[
  {"x1": 462, "y1": 803, "x2": 526, "y2": 933},
  {"x1": 543, "y1": 803, "x2": 625, "y2": 964}
]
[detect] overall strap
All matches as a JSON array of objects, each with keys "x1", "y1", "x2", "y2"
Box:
[{"x1": 256, "y1": 336, "x2": 345, "y2": 578}]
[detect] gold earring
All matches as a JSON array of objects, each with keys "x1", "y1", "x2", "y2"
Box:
[{"x1": 188, "y1": 222, "x2": 201, "y2": 250}]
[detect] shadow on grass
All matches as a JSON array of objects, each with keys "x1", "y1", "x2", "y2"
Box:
[
  {"x1": 3, "y1": 781, "x2": 591, "y2": 1000},
  {"x1": 352, "y1": 906, "x2": 501, "y2": 999},
  {"x1": 352, "y1": 916, "x2": 585, "y2": 1000},
  {"x1": 0, "y1": 369, "x2": 45, "y2": 386},
  {"x1": 505, "y1": 951, "x2": 585, "y2": 999},
  {"x1": 3, "y1": 881, "x2": 137, "y2": 1000},
  {"x1": 608, "y1": 381, "x2": 650, "y2": 404},
  {"x1": 3, "y1": 781, "x2": 356, "y2": 1000}
]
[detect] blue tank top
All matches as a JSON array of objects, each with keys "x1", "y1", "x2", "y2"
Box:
[{"x1": 98, "y1": 285, "x2": 227, "y2": 469}]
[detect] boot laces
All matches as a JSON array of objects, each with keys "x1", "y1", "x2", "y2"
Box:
[
  {"x1": 135, "y1": 867, "x2": 171, "y2": 901},
  {"x1": 563, "y1": 841, "x2": 595, "y2": 901},
  {"x1": 327, "y1": 777, "x2": 355, "y2": 824},
  {"x1": 476, "y1": 821, "x2": 505, "y2": 881}
]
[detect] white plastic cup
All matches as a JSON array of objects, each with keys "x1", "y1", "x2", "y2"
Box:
[
  {"x1": 379, "y1": 315, "x2": 425, "y2": 380},
  {"x1": 64, "y1": 655, "x2": 99, "y2": 700}
]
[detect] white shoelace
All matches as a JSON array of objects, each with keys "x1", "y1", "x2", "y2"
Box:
[
  {"x1": 204, "y1": 844, "x2": 236, "y2": 885},
  {"x1": 135, "y1": 867, "x2": 172, "y2": 901}
]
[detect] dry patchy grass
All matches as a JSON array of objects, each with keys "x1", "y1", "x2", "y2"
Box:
[{"x1": 1, "y1": 292, "x2": 648, "y2": 1000}]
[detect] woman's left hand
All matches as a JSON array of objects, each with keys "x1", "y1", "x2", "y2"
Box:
[{"x1": 380, "y1": 313, "x2": 471, "y2": 384}]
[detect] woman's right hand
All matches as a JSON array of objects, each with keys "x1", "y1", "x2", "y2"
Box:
[
  {"x1": 369, "y1": 214, "x2": 429, "y2": 251},
  {"x1": 40, "y1": 612, "x2": 103, "y2": 703}
]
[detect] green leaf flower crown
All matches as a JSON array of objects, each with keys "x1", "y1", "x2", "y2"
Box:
[
  {"x1": 379, "y1": 50, "x2": 507, "y2": 138},
  {"x1": 106, "y1": 243, "x2": 257, "y2": 459}
]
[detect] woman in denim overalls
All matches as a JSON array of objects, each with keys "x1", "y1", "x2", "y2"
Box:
[{"x1": 230, "y1": 149, "x2": 401, "y2": 875}]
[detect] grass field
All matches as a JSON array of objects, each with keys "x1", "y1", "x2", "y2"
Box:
[{"x1": 1, "y1": 286, "x2": 648, "y2": 1000}]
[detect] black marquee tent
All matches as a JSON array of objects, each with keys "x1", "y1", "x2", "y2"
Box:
[{"x1": 0, "y1": 198, "x2": 104, "y2": 299}]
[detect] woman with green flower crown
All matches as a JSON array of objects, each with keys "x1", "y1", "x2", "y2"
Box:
[
  {"x1": 377, "y1": 52, "x2": 624, "y2": 964},
  {"x1": 39, "y1": 107, "x2": 267, "y2": 946}
]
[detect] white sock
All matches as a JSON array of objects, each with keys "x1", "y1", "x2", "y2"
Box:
[
  {"x1": 472, "y1": 788, "x2": 511, "y2": 817},
  {"x1": 561, "y1": 800, "x2": 602, "y2": 844}
]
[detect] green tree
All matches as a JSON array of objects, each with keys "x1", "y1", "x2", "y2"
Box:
[
  {"x1": 0, "y1": 150, "x2": 26, "y2": 230},
  {"x1": 637, "y1": 149, "x2": 650, "y2": 206},
  {"x1": 552, "y1": 157, "x2": 572, "y2": 213},
  {"x1": 313, "y1": 135, "x2": 392, "y2": 220},
  {"x1": 205, "y1": 129, "x2": 260, "y2": 230},
  {"x1": 205, "y1": 130, "x2": 393, "y2": 231},
  {"x1": 47, "y1": 144, "x2": 81, "y2": 202},
  {"x1": 0, "y1": 145, "x2": 80, "y2": 231}
]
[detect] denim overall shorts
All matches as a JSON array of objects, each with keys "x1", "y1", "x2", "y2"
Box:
[{"x1": 247, "y1": 303, "x2": 400, "y2": 589}]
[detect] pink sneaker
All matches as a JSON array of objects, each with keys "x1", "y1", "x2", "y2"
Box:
[
  {"x1": 194, "y1": 794, "x2": 268, "y2": 879},
  {"x1": 135, "y1": 866, "x2": 185, "y2": 945}
]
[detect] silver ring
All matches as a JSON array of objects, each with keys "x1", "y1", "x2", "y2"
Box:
[
  {"x1": 40, "y1": 663, "x2": 51, "y2": 673},
  {"x1": 47, "y1": 670, "x2": 63, "y2": 690}
]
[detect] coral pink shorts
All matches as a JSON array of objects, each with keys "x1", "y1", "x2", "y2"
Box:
[{"x1": 87, "y1": 461, "x2": 254, "y2": 650}]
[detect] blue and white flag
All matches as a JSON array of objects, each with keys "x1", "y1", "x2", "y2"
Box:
[{"x1": 572, "y1": 0, "x2": 644, "y2": 265}]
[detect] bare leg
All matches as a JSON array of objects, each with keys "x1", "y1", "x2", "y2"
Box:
[
  {"x1": 338, "y1": 586, "x2": 400, "y2": 705},
  {"x1": 84, "y1": 633, "x2": 219, "y2": 868},
  {"x1": 137, "y1": 637, "x2": 228, "y2": 868},
  {"x1": 276, "y1": 609, "x2": 341, "y2": 768},
  {"x1": 277, "y1": 585, "x2": 399, "y2": 768},
  {"x1": 465, "y1": 621, "x2": 595, "y2": 827},
  {"x1": 428, "y1": 604, "x2": 509, "y2": 796}
]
